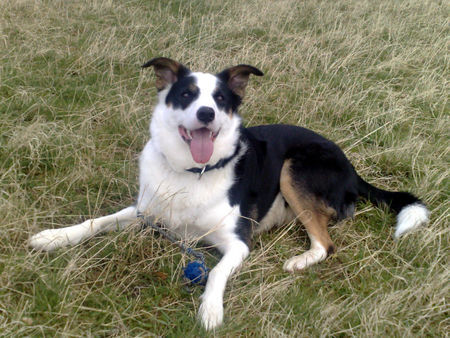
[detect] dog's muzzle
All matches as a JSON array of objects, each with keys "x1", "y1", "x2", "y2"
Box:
[{"x1": 196, "y1": 106, "x2": 215, "y2": 124}]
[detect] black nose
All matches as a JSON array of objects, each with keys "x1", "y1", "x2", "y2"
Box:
[{"x1": 196, "y1": 107, "x2": 215, "y2": 124}]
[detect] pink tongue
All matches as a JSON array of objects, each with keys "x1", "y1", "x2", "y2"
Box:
[{"x1": 190, "y1": 128, "x2": 214, "y2": 164}]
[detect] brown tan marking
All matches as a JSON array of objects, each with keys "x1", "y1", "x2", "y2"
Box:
[
  {"x1": 142, "y1": 57, "x2": 184, "y2": 90},
  {"x1": 188, "y1": 83, "x2": 198, "y2": 93},
  {"x1": 218, "y1": 64, "x2": 263, "y2": 98},
  {"x1": 280, "y1": 159, "x2": 336, "y2": 260}
]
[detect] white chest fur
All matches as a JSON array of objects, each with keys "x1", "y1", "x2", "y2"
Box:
[{"x1": 137, "y1": 140, "x2": 240, "y2": 243}]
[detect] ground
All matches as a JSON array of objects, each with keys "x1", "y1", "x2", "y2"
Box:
[{"x1": 0, "y1": 0, "x2": 448, "y2": 336}]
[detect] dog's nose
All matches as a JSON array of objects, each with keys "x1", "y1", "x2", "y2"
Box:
[{"x1": 196, "y1": 107, "x2": 215, "y2": 124}]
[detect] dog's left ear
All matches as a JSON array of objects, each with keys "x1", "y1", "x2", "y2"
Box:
[
  {"x1": 142, "y1": 57, "x2": 190, "y2": 90},
  {"x1": 217, "y1": 65, "x2": 263, "y2": 98}
]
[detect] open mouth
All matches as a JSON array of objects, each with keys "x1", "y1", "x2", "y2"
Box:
[{"x1": 178, "y1": 126, "x2": 219, "y2": 164}]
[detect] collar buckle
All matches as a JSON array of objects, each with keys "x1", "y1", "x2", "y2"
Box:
[{"x1": 199, "y1": 166, "x2": 206, "y2": 179}]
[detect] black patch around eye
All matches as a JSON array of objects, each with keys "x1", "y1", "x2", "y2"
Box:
[
  {"x1": 165, "y1": 76, "x2": 199, "y2": 110},
  {"x1": 214, "y1": 78, "x2": 242, "y2": 113}
]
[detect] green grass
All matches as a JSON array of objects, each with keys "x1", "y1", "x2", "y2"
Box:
[{"x1": 0, "y1": 0, "x2": 448, "y2": 336}]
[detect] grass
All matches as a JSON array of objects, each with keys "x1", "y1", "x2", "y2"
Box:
[{"x1": 0, "y1": 0, "x2": 448, "y2": 336}]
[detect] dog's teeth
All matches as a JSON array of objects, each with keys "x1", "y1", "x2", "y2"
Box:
[
  {"x1": 187, "y1": 130, "x2": 192, "y2": 139},
  {"x1": 209, "y1": 131, "x2": 213, "y2": 138}
]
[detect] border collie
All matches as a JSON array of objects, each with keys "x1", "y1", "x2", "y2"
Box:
[{"x1": 29, "y1": 57, "x2": 429, "y2": 330}]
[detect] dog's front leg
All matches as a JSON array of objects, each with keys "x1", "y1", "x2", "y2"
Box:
[
  {"x1": 29, "y1": 206, "x2": 137, "y2": 251},
  {"x1": 198, "y1": 239, "x2": 249, "y2": 330}
]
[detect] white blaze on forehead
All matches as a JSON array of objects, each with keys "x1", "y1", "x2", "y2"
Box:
[{"x1": 191, "y1": 72, "x2": 220, "y2": 103}]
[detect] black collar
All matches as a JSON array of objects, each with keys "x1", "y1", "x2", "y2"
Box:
[{"x1": 186, "y1": 142, "x2": 242, "y2": 177}]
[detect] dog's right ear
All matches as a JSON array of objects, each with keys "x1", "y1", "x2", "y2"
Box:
[{"x1": 141, "y1": 57, "x2": 190, "y2": 90}]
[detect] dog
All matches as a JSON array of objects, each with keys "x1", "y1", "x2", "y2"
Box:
[{"x1": 29, "y1": 57, "x2": 429, "y2": 330}]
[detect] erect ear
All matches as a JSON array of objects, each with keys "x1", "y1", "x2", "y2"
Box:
[
  {"x1": 141, "y1": 57, "x2": 190, "y2": 90},
  {"x1": 217, "y1": 64, "x2": 263, "y2": 98}
]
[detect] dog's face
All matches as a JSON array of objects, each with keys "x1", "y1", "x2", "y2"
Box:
[{"x1": 142, "y1": 57, "x2": 263, "y2": 170}]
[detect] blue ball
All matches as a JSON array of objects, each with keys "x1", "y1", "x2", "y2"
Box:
[{"x1": 183, "y1": 261, "x2": 208, "y2": 286}]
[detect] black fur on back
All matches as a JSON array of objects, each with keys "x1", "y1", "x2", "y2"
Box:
[{"x1": 227, "y1": 124, "x2": 423, "y2": 244}]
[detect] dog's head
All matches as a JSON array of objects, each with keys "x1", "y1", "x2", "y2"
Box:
[{"x1": 142, "y1": 57, "x2": 263, "y2": 171}]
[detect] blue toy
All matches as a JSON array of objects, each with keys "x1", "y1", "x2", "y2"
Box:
[
  {"x1": 183, "y1": 260, "x2": 209, "y2": 286},
  {"x1": 138, "y1": 212, "x2": 209, "y2": 288}
]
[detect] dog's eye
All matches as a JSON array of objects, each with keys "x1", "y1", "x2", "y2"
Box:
[
  {"x1": 215, "y1": 94, "x2": 224, "y2": 101},
  {"x1": 181, "y1": 91, "x2": 191, "y2": 98}
]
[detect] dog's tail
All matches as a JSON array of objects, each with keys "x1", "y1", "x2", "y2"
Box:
[{"x1": 357, "y1": 176, "x2": 429, "y2": 238}]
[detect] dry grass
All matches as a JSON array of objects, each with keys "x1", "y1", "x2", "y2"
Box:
[{"x1": 0, "y1": 0, "x2": 448, "y2": 336}]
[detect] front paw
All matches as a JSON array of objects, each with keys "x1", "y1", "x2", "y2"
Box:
[
  {"x1": 198, "y1": 295, "x2": 224, "y2": 330},
  {"x1": 29, "y1": 229, "x2": 71, "y2": 251}
]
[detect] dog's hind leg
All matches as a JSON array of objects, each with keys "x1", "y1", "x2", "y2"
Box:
[
  {"x1": 29, "y1": 206, "x2": 137, "y2": 251},
  {"x1": 280, "y1": 160, "x2": 335, "y2": 272}
]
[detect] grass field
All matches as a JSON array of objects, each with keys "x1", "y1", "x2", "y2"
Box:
[{"x1": 0, "y1": 0, "x2": 448, "y2": 336}]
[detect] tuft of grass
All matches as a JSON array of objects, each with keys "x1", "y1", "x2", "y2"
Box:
[{"x1": 0, "y1": 0, "x2": 448, "y2": 336}]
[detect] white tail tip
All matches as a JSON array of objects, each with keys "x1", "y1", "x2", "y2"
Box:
[{"x1": 395, "y1": 203, "x2": 430, "y2": 238}]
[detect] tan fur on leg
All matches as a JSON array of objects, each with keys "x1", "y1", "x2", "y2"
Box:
[{"x1": 280, "y1": 160, "x2": 335, "y2": 272}]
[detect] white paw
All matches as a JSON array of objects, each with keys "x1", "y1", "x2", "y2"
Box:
[
  {"x1": 283, "y1": 247, "x2": 327, "y2": 272},
  {"x1": 198, "y1": 295, "x2": 224, "y2": 330},
  {"x1": 29, "y1": 229, "x2": 72, "y2": 251}
]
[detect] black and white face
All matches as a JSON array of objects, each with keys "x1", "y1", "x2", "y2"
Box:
[
  {"x1": 165, "y1": 72, "x2": 242, "y2": 164},
  {"x1": 142, "y1": 57, "x2": 263, "y2": 170}
]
